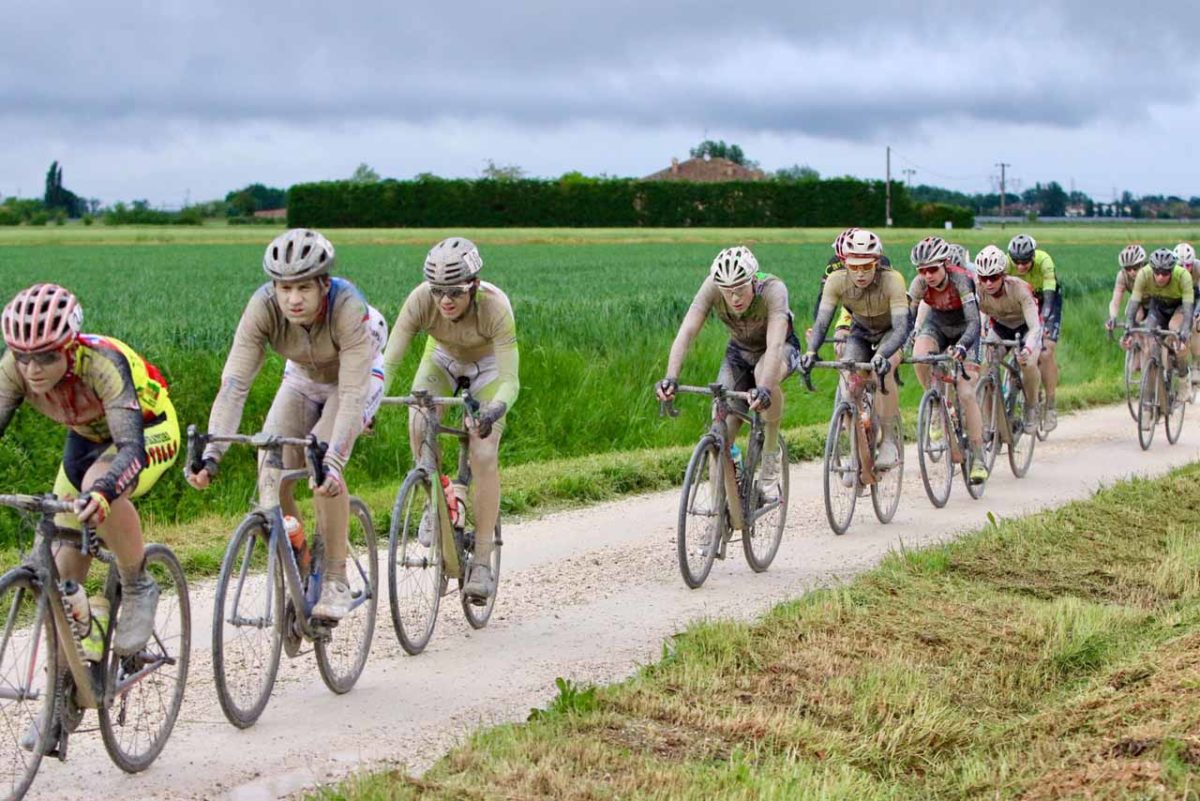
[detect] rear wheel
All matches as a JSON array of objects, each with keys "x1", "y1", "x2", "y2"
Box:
[
  {"x1": 743, "y1": 437, "x2": 787, "y2": 572},
  {"x1": 677, "y1": 436, "x2": 724, "y2": 588},
  {"x1": 388, "y1": 470, "x2": 443, "y2": 655},
  {"x1": 1005, "y1": 375, "x2": 1036, "y2": 478},
  {"x1": 0, "y1": 570, "x2": 57, "y2": 800},
  {"x1": 1138, "y1": 360, "x2": 1160, "y2": 451},
  {"x1": 976, "y1": 374, "x2": 1001, "y2": 474},
  {"x1": 917, "y1": 391, "x2": 954, "y2": 508},
  {"x1": 100, "y1": 544, "x2": 191, "y2": 772},
  {"x1": 212, "y1": 514, "x2": 283, "y2": 729},
  {"x1": 822, "y1": 403, "x2": 858, "y2": 535},
  {"x1": 462, "y1": 520, "x2": 502, "y2": 628},
  {"x1": 1036, "y1": 383, "x2": 1050, "y2": 441},
  {"x1": 1124, "y1": 345, "x2": 1140, "y2": 421},
  {"x1": 870, "y1": 404, "x2": 903, "y2": 524},
  {"x1": 1165, "y1": 366, "x2": 1187, "y2": 444},
  {"x1": 314, "y1": 498, "x2": 378, "y2": 693}
]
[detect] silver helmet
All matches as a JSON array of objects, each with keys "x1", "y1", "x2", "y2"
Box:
[
  {"x1": 910, "y1": 235, "x2": 951, "y2": 267},
  {"x1": 1118, "y1": 244, "x2": 1147, "y2": 269},
  {"x1": 1149, "y1": 248, "x2": 1177, "y2": 273},
  {"x1": 424, "y1": 238, "x2": 483, "y2": 286},
  {"x1": 1007, "y1": 234, "x2": 1037, "y2": 262},
  {"x1": 263, "y1": 229, "x2": 335, "y2": 282}
]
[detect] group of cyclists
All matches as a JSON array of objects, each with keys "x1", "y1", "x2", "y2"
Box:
[
  {"x1": 656, "y1": 229, "x2": 1067, "y2": 492},
  {"x1": 0, "y1": 223, "x2": 1194, "y2": 766}
]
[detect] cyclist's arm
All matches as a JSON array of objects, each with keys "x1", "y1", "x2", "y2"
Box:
[
  {"x1": 757, "y1": 282, "x2": 791, "y2": 388},
  {"x1": 204, "y1": 291, "x2": 272, "y2": 463},
  {"x1": 0, "y1": 356, "x2": 24, "y2": 439},
  {"x1": 876, "y1": 271, "x2": 912, "y2": 359},
  {"x1": 86, "y1": 346, "x2": 147, "y2": 502},
  {"x1": 953, "y1": 274, "x2": 981, "y2": 352},
  {"x1": 1124, "y1": 269, "x2": 1148, "y2": 329},
  {"x1": 1017, "y1": 284, "x2": 1042, "y2": 351},
  {"x1": 484, "y1": 299, "x2": 521, "y2": 407},
  {"x1": 381, "y1": 286, "x2": 427, "y2": 395},
  {"x1": 1109, "y1": 272, "x2": 1126, "y2": 320},
  {"x1": 325, "y1": 293, "x2": 374, "y2": 474},
  {"x1": 1180, "y1": 271, "x2": 1195, "y2": 339},
  {"x1": 811, "y1": 275, "x2": 828, "y2": 324},
  {"x1": 665, "y1": 283, "x2": 714, "y2": 379}
]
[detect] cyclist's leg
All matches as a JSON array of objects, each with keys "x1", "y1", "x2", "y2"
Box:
[
  {"x1": 407, "y1": 341, "x2": 455, "y2": 462},
  {"x1": 1167, "y1": 304, "x2": 1187, "y2": 375},
  {"x1": 715, "y1": 342, "x2": 756, "y2": 445},
  {"x1": 911, "y1": 322, "x2": 945, "y2": 389},
  {"x1": 462, "y1": 356, "x2": 507, "y2": 569},
  {"x1": 268, "y1": 372, "x2": 327, "y2": 522},
  {"x1": 751, "y1": 334, "x2": 799, "y2": 456},
  {"x1": 1039, "y1": 291, "x2": 1062, "y2": 412},
  {"x1": 309, "y1": 395, "x2": 352, "y2": 583}
]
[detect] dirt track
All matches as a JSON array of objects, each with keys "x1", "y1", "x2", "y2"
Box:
[{"x1": 30, "y1": 403, "x2": 1200, "y2": 800}]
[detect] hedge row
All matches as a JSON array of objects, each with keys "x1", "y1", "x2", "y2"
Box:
[{"x1": 287, "y1": 177, "x2": 975, "y2": 229}]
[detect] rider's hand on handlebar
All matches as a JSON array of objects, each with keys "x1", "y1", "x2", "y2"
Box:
[
  {"x1": 75, "y1": 491, "x2": 110, "y2": 526},
  {"x1": 468, "y1": 400, "x2": 507, "y2": 439},
  {"x1": 1018, "y1": 346, "x2": 1033, "y2": 364},
  {"x1": 1105, "y1": 317, "x2": 1116, "y2": 332},
  {"x1": 870, "y1": 353, "x2": 890, "y2": 377},
  {"x1": 1120, "y1": 333, "x2": 1132, "y2": 350},
  {"x1": 184, "y1": 458, "x2": 218, "y2": 491},
  {"x1": 311, "y1": 464, "x2": 346, "y2": 498},
  {"x1": 747, "y1": 386, "x2": 772, "y2": 411},
  {"x1": 799, "y1": 351, "x2": 817, "y2": 372},
  {"x1": 951, "y1": 344, "x2": 968, "y2": 363},
  {"x1": 655, "y1": 378, "x2": 678, "y2": 401}
]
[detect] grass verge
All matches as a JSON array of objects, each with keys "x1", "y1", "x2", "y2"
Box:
[{"x1": 310, "y1": 462, "x2": 1200, "y2": 800}]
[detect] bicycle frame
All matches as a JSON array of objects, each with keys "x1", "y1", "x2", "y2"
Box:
[
  {"x1": 979, "y1": 337, "x2": 1026, "y2": 446},
  {"x1": 661, "y1": 383, "x2": 763, "y2": 533},
  {"x1": 804, "y1": 360, "x2": 886, "y2": 485},
  {"x1": 906, "y1": 354, "x2": 968, "y2": 463},
  {"x1": 186, "y1": 428, "x2": 368, "y2": 640},
  {"x1": 379, "y1": 390, "x2": 482, "y2": 579}
]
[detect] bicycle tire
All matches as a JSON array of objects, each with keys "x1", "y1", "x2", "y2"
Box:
[
  {"x1": 315, "y1": 498, "x2": 378, "y2": 694},
  {"x1": 917, "y1": 390, "x2": 954, "y2": 508},
  {"x1": 743, "y1": 438, "x2": 787, "y2": 572},
  {"x1": 870, "y1": 404, "x2": 903, "y2": 524},
  {"x1": 1138, "y1": 360, "x2": 1159, "y2": 451},
  {"x1": 461, "y1": 521, "x2": 501, "y2": 628},
  {"x1": 1035, "y1": 383, "x2": 1050, "y2": 441},
  {"x1": 0, "y1": 569, "x2": 57, "y2": 801},
  {"x1": 822, "y1": 403, "x2": 858, "y2": 535},
  {"x1": 975, "y1": 374, "x2": 1001, "y2": 473},
  {"x1": 212, "y1": 514, "x2": 283, "y2": 729},
  {"x1": 677, "y1": 435, "x2": 724, "y2": 588},
  {"x1": 1124, "y1": 345, "x2": 1139, "y2": 421},
  {"x1": 388, "y1": 470, "x2": 443, "y2": 655},
  {"x1": 99, "y1": 544, "x2": 191, "y2": 772},
  {"x1": 1005, "y1": 377, "x2": 1036, "y2": 478},
  {"x1": 1165, "y1": 367, "x2": 1187, "y2": 444}
]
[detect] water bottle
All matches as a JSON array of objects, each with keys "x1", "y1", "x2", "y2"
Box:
[
  {"x1": 729, "y1": 443, "x2": 744, "y2": 485},
  {"x1": 60, "y1": 580, "x2": 91, "y2": 640},
  {"x1": 440, "y1": 475, "x2": 464, "y2": 529},
  {"x1": 283, "y1": 515, "x2": 311, "y2": 578},
  {"x1": 451, "y1": 481, "x2": 468, "y2": 529}
]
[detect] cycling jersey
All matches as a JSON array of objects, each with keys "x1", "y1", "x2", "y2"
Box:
[
  {"x1": 1114, "y1": 267, "x2": 1137, "y2": 295},
  {"x1": 205, "y1": 277, "x2": 374, "y2": 473},
  {"x1": 384, "y1": 281, "x2": 520, "y2": 408},
  {"x1": 1006, "y1": 249, "x2": 1057, "y2": 293},
  {"x1": 908, "y1": 266, "x2": 981, "y2": 353},
  {"x1": 816, "y1": 268, "x2": 908, "y2": 335},
  {"x1": 0, "y1": 335, "x2": 173, "y2": 502},
  {"x1": 977, "y1": 277, "x2": 1041, "y2": 351},
  {"x1": 1130, "y1": 264, "x2": 1195, "y2": 306}
]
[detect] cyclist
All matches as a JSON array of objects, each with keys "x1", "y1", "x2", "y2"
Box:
[
  {"x1": 947, "y1": 244, "x2": 973, "y2": 275},
  {"x1": 1121, "y1": 248, "x2": 1194, "y2": 378},
  {"x1": 383, "y1": 237, "x2": 519, "y2": 603},
  {"x1": 1107, "y1": 245, "x2": 1150, "y2": 371},
  {"x1": 658, "y1": 246, "x2": 799, "y2": 502},
  {"x1": 810, "y1": 228, "x2": 892, "y2": 357},
  {"x1": 1006, "y1": 234, "x2": 1062, "y2": 430},
  {"x1": 799, "y1": 229, "x2": 909, "y2": 468},
  {"x1": 1173, "y1": 243, "x2": 1200, "y2": 373},
  {"x1": 908, "y1": 235, "x2": 987, "y2": 484},
  {"x1": 186, "y1": 229, "x2": 377, "y2": 620},
  {"x1": 974, "y1": 245, "x2": 1043, "y2": 429}
]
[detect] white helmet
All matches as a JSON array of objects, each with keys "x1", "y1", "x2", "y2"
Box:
[
  {"x1": 832, "y1": 227, "x2": 860, "y2": 260},
  {"x1": 973, "y1": 245, "x2": 1008, "y2": 277},
  {"x1": 1118, "y1": 244, "x2": 1147, "y2": 269},
  {"x1": 910, "y1": 236, "x2": 951, "y2": 267},
  {"x1": 263, "y1": 228, "x2": 335, "y2": 282},
  {"x1": 843, "y1": 229, "x2": 883, "y2": 266},
  {"x1": 709, "y1": 246, "x2": 758, "y2": 287},
  {"x1": 424, "y1": 237, "x2": 483, "y2": 286},
  {"x1": 947, "y1": 244, "x2": 970, "y2": 268},
  {"x1": 1174, "y1": 242, "x2": 1196, "y2": 266}
]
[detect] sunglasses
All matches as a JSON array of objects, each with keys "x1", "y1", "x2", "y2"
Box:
[
  {"x1": 1012, "y1": 260, "x2": 1032, "y2": 268},
  {"x1": 916, "y1": 265, "x2": 943, "y2": 275},
  {"x1": 12, "y1": 350, "x2": 62, "y2": 366},
  {"x1": 430, "y1": 283, "x2": 474, "y2": 300},
  {"x1": 1123, "y1": 265, "x2": 1143, "y2": 272},
  {"x1": 844, "y1": 261, "x2": 877, "y2": 273},
  {"x1": 978, "y1": 274, "x2": 1004, "y2": 284}
]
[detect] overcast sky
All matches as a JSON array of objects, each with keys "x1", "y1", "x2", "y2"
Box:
[{"x1": 3, "y1": 1, "x2": 1197, "y2": 207}]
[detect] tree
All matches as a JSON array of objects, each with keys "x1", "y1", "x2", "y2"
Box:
[
  {"x1": 480, "y1": 159, "x2": 525, "y2": 181},
  {"x1": 775, "y1": 164, "x2": 820, "y2": 182},
  {"x1": 350, "y1": 163, "x2": 381, "y2": 184},
  {"x1": 224, "y1": 183, "x2": 287, "y2": 216},
  {"x1": 689, "y1": 139, "x2": 757, "y2": 167},
  {"x1": 43, "y1": 161, "x2": 83, "y2": 217}
]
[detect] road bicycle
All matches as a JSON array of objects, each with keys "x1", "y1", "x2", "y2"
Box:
[
  {"x1": 906, "y1": 354, "x2": 986, "y2": 507},
  {"x1": 187, "y1": 427, "x2": 377, "y2": 728},
  {"x1": 0, "y1": 493, "x2": 189, "y2": 800},
  {"x1": 976, "y1": 336, "x2": 1036, "y2": 478},
  {"x1": 382, "y1": 387, "x2": 502, "y2": 656},
  {"x1": 802, "y1": 361, "x2": 902, "y2": 536},
  {"x1": 1107, "y1": 322, "x2": 1144, "y2": 421},
  {"x1": 1125, "y1": 327, "x2": 1189, "y2": 450},
  {"x1": 662, "y1": 383, "x2": 788, "y2": 588}
]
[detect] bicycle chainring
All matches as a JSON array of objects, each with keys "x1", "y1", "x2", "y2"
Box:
[{"x1": 283, "y1": 599, "x2": 303, "y2": 658}]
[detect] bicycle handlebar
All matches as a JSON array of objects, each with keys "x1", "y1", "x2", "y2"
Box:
[
  {"x1": 0, "y1": 494, "x2": 76, "y2": 516},
  {"x1": 802, "y1": 360, "x2": 891, "y2": 395},
  {"x1": 980, "y1": 337, "x2": 1023, "y2": 349},
  {"x1": 657, "y1": 383, "x2": 754, "y2": 418},
  {"x1": 186, "y1": 425, "x2": 329, "y2": 487}
]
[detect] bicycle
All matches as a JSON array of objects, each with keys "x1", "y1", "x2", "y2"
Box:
[
  {"x1": 802, "y1": 361, "x2": 902, "y2": 535},
  {"x1": 186, "y1": 427, "x2": 378, "y2": 728},
  {"x1": 1107, "y1": 322, "x2": 1143, "y2": 421},
  {"x1": 1126, "y1": 327, "x2": 1188, "y2": 450},
  {"x1": 382, "y1": 387, "x2": 503, "y2": 655},
  {"x1": 0, "y1": 493, "x2": 190, "y2": 800},
  {"x1": 661, "y1": 383, "x2": 788, "y2": 588},
  {"x1": 976, "y1": 337, "x2": 1036, "y2": 478},
  {"x1": 906, "y1": 354, "x2": 986, "y2": 507}
]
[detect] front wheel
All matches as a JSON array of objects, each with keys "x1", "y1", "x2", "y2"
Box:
[
  {"x1": 743, "y1": 438, "x2": 787, "y2": 572},
  {"x1": 0, "y1": 570, "x2": 58, "y2": 800},
  {"x1": 314, "y1": 498, "x2": 378, "y2": 694},
  {"x1": 1005, "y1": 376, "x2": 1036, "y2": 478},
  {"x1": 1138, "y1": 360, "x2": 1160, "y2": 451},
  {"x1": 462, "y1": 521, "x2": 502, "y2": 628},
  {"x1": 917, "y1": 390, "x2": 954, "y2": 508},
  {"x1": 870, "y1": 407, "x2": 903, "y2": 524},
  {"x1": 677, "y1": 436, "x2": 725, "y2": 588},
  {"x1": 822, "y1": 403, "x2": 858, "y2": 535},
  {"x1": 976, "y1": 374, "x2": 1001, "y2": 473},
  {"x1": 388, "y1": 470, "x2": 444, "y2": 656},
  {"x1": 1035, "y1": 383, "x2": 1050, "y2": 441},
  {"x1": 100, "y1": 544, "x2": 191, "y2": 772},
  {"x1": 212, "y1": 514, "x2": 283, "y2": 729},
  {"x1": 1165, "y1": 365, "x2": 1187, "y2": 444},
  {"x1": 1124, "y1": 345, "x2": 1140, "y2": 421}
]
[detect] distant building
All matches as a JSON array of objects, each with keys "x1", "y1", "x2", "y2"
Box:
[
  {"x1": 253, "y1": 208, "x2": 287, "y2": 219},
  {"x1": 643, "y1": 156, "x2": 767, "y2": 183}
]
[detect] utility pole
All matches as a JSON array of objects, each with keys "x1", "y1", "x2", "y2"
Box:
[
  {"x1": 901, "y1": 168, "x2": 915, "y2": 185},
  {"x1": 996, "y1": 162, "x2": 1010, "y2": 229},
  {"x1": 885, "y1": 146, "x2": 893, "y2": 227}
]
